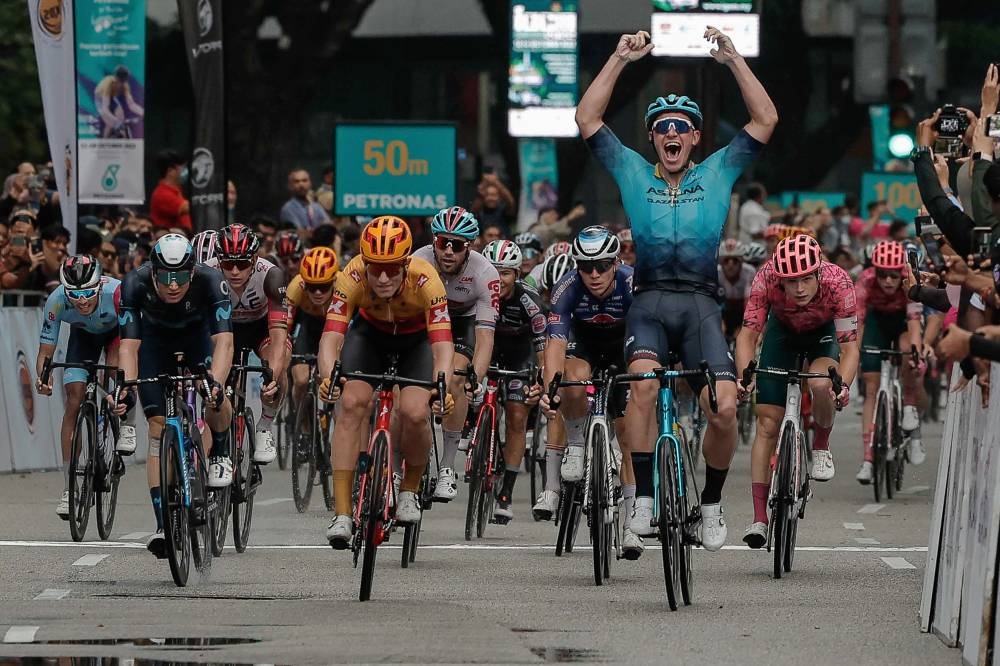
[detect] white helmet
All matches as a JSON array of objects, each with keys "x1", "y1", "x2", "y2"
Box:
[
  {"x1": 541, "y1": 253, "x2": 576, "y2": 290},
  {"x1": 192, "y1": 230, "x2": 218, "y2": 264},
  {"x1": 572, "y1": 226, "x2": 620, "y2": 262},
  {"x1": 482, "y1": 239, "x2": 522, "y2": 271},
  {"x1": 151, "y1": 233, "x2": 195, "y2": 270},
  {"x1": 718, "y1": 238, "x2": 747, "y2": 259}
]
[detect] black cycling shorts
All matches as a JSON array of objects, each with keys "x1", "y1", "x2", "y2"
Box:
[
  {"x1": 625, "y1": 290, "x2": 736, "y2": 393},
  {"x1": 292, "y1": 313, "x2": 325, "y2": 357},
  {"x1": 493, "y1": 339, "x2": 535, "y2": 404},
  {"x1": 452, "y1": 314, "x2": 477, "y2": 360},
  {"x1": 64, "y1": 327, "x2": 118, "y2": 385},
  {"x1": 137, "y1": 323, "x2": 213, "y2": 418},
  {"x1": 339, "y1": 319, "x2": 434, "y2": 386},
  {"x1": 566, "y1": 326, "x2": 628, "y2": 419}
]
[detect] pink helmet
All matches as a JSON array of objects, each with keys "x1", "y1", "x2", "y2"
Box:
[
  {"x1": 772, "y1": 234, "x2": 822, "y2": 278},
  {"x1": 871, "y1": 240, "x2": 906, "y2": 270}
]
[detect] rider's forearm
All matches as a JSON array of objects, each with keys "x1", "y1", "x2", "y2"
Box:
[
  {"x1": 317, "y1": 330, "x2": 344, "y2": 380},
  {"x1": 119, "y1": 339, "x2": 140, "y2": 382},
  {"x1": 267, "y1": 326, "x2": 288, "y2": 374},
  {"x1": 734, "y1": 327, "x2": 759, "y2": 376},
  {"x1": 542, "y1": 338, "x2": 568, "y2": 384},
  {"x1": 575, "y1": 55, "x2": 628, "y2": 138},
  {"x1": 838, "y1": 341, "x2": 860, "y2": 388},
  {"x1": 907, "y1": 319, "x2": 923, "y2": 352},
  {"x1": 209, "y1": 332, "x2": 234, "y2": 387},
  {"x1": 728, "y1": 56, "x2": 778, "y2": 141},
  {"x1": 431, "y1": 341, "x2": 455, "y2": 386},
  {"x1": 924, "y1": 314, "x2": 943, "y2": 346},
  {"x1": 36, "y1": 343, "x2": 56, "y2": 378},
  {"x1": 472, "y1": 327, "x2": 494, "y2": 378}
]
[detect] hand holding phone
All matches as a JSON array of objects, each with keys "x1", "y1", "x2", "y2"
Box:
[{"x1": 921, "y1": 232, "x2": 947, "y2": 272}]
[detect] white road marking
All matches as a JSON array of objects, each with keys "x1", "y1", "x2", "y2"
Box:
[
  {"x1": 119, "y1": 531, "x2": 151, "y2": 540},
  {"x1": 71, "y1": 554, "x2": 109, "y2": 566},
  {"x1": 857, "y1": 504, "x2": 885, "y2": 514},
  {"x1": 256, "y1": 498, "x2": 293, "y2": 506},
  {"x1": 3, "y1": 626, "x2": 38, "y2": 643},
  {"x1": 855, "y1": 538, "x2": 881, "y2": 545},
  {"x1": 33, "y1": 588, "x2": 70, "y2": 600},
  {"x1": 0, "y1": 539, "x2": 928, "y2": 553},
  {"x1": 881, "y1": 556, "x2": 916, "y2": 569},
  {"x1": 843, "y1": 522, "x2": 865, "y2": 530},
  {"x1": 898, "y1": 485, "x2": 930, "y2": 495}
]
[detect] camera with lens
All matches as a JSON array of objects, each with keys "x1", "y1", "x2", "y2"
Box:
[{"x1": 933, "y1": 105, "x2": 969, "y2": 158}]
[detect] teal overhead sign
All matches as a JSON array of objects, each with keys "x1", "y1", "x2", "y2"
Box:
[
  {"x1": 334, "y1": 123, "x2": 456, "y2": 216},
  {"x1": 860, "y1": 171, "x2": 921, "y2": 226}
]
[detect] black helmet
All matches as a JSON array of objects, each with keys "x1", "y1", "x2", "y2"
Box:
[{"x1": 60, "y1": 255, "x2": 102, "y2": 290}]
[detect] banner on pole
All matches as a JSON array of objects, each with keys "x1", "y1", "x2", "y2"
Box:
[
  {"x1": 75, "y1": 0, "x2": 146, "y2": 205},
  {"x1": 178, "y1": 0, "x2": 226, "y2": 232},
  {"x1": 27, "y1": 0, "x2": 78, "y2": 235},
  {"x1": 516, "y1": 138, "x2": 558, "y2": 233}
]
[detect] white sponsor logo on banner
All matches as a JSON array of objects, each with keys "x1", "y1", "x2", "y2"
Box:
[
  {"x1": 191, "y1": 147, "x2": 214, "y2": 189},
  {"x1": 197, "y1": 0, "x2": 213, "y2": 36}
]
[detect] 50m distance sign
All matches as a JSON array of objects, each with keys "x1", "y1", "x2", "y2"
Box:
[{"x1": 335, "y1": 124, "x2": 456, "y2": 216}]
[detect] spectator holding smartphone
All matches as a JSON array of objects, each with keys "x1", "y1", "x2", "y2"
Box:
[{"x1": 1, "y1": 210, "x2": 44, "y2": 290}]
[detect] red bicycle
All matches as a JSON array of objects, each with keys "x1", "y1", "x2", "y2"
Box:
[
  {"x1": 457, "y1": 365, "x2": 537, "y2": 541},
  {"x1": 330, "y1": 358, "x2": 446, "y2": 602}
]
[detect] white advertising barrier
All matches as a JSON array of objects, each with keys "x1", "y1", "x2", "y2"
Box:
[{"x1": 920, "y1": 364, "x2": 1000, "y2": 665}]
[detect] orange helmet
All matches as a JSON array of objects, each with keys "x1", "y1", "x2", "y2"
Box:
[
  {"x1": 299, "y1": 247, "x2": 339, "y2": 284},
  {"x1": 871, "y1": 240, "x2": 906, "y2": 270},
  {"x1": 777, "y1": 225, "x2": 816, "y2": 242},
  {"x1": 763, "y1": 223, "x2": 786, "y2": 240},
  {"x1": 360, "y1": 216, "x2": 412, "y2": 263},
  {"x1": 773, "y1": 234, "x2": 822, "y2": 278}
]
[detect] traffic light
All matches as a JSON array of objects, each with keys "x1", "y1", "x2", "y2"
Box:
[{"x1": 888, "y1": 103, "x2": 916, "y2": 158}]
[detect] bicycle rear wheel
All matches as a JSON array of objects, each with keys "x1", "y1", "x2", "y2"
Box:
[
  {"x1": 555, "y1": 481, "x2": 577, "y2": 557},
  {"x1": 276, "y1": 398, "x2": 291, "y2": 471},
  {"x1": 68, "y1": 404, "x2": 96, "y2": 543},
  {"x1": 872, "y1": 397, "x2": 888, "y2": 503},
  {"x1": 465, "y1": 413, "x2": 490, "y2": 541},
  {"x1": 319, "y1": 410, "x2": 334, "y2": 511},
  {"x1": 232, "y1": 409, "x2": 257, "y2": 553},
  {"x1": 657, "y1": 437, "x2": 682, "y2": 610},
  {"x1": 360, "y1": 432, "x2": 389, "y2": 601},
  {"x1": 160, "y1": 427, "x2": 190, "y2": 587},
  {"x1": 95, "y1": 407, "x2": 122, "y2": 541},
  {"x1": 190, "y1": 441, "x2": 213, "y2": 578},
  {"x1": 771, "y1": 426, "x2": 796, "y2": 579},
  {"x1": 528, "y1": 411, "x2": 545, "y2": 504},
  {"x1": 589, "y1": 425, "x2": 610, "y2": 586},
  {"x1": 401, "y1": 468, "x2": 428, "y2": 568},
  {"x1": 291, "y1": 392, "x2": 318, "y2": 513}
]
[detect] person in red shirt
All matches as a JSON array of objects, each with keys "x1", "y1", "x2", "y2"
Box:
[{"x1": 149, "y1": 150, "x2": 192, "y2": 235}]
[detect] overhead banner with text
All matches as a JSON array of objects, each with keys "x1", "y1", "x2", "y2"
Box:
[
  {"x1": 178, "y1": 0, "x2": 226, "y2": 232},
  {"x1": 28, "y1": 0, "x2": 78, "y2": 234},
  {"x1": 516, "y1": 138, "x2": 558, "y2": 232},
  {"x1": 75, "y1": 0, "x2": 146, "y2": 204}
]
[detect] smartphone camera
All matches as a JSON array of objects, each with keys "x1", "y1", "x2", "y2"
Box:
[
  {"x1": 987, "y1": 114, "x2": 1000, "y2": 139},
  {"x1": 30, "y1": 237, "x2": 43, "y2": 254}
]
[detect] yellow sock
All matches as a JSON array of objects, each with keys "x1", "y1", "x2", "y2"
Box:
[
  {"x1": 333, "y1": 470, "x2": 354, "y2": 515},
  {"x1": 401, "y1": 464, "x2": 426, "y2": 493}
]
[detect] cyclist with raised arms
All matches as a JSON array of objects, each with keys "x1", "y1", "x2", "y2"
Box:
[
  {"x1": 535, "y1": 228, "x2": 634, "y2": 538},
  {"x1": 411, "y1": 206, "x2": 500, "y2": 503},
  {"x1": 113, "y1": 234, "x2": 235, "y2": 558},
  {"x1": 318, "y1": 216, "x2": 454, "y2": 548},
  {"x1": 36, "y1": 255, "x2": 133, "y2": 518},
  {"x1": 576, "y1": 27, "x2": 778, "y2": 551},
  {"x1": 718, "y1": 238, "x2": 755, "y2": 342},
  {"x1": 203, "y1": 223, "x2": 287, "y2": 465},
  {"x1": 480, "y1": 239, "x2": 547, "y2": 523},
  {"x1": 286, "y1": 247, "x2": 339, "y2": 408},
  {"x1": 854, "y1": 240, "x2": 927, "y2": 483},
  {"x1": 735, "y1": 235, "x2": 858, "y2": 547}
]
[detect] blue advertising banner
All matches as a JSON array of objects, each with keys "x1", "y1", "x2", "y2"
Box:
[
  {"x1": 75, "y1": 0, "x2": 145, "y2": 204},
  {"x1": 779, "y1": 191, "x2": 846, "y2": 212},
  {"x1": 516, "y1": 138, "x2": 558, "y2": 232},
  {"x1": 334, "y1": 124, "x2": 456, "y2": 216},
  {"x1": 860, "y1": 171, "x2": 922, "y2": 227}
]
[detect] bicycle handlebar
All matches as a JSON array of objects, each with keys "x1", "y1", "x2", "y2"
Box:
[
  {"x1": 39, "y1": 357, "x2": 121, "y2": 390},
  {"x1": 743, "y1": 360, "x2": 845, "y2": 409},
  {"x1": 330, "y1": 359, "x2": 445, "y2": 392},
  {"x1": 614, "y1": 362, "x2": 719, "y2": 413},
  {"x1": 290, "y1": 353, "x2": 317, "y2": 367},
  {"x1": 233, "y1": 359, "x2": 272, "y2": 386}
]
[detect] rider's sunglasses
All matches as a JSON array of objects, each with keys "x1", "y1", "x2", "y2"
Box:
[
  {"x1": 305, "y1": 282, "x2": 333, "y2": 293},
  {"x1": 434, "y1": 236, "x2": 470, "y2": 253},
  {"x1": 366, "y1": 262, "x2": 405, "y2": 278},
  {"x1": 219, "y1": 258, "x2": 253, "y2": 271},
  {"x1": 722, "y1": 257, "x2": 742, "y2": 265},
  {"x1": 875, "y1": 268, "x2": 902, "y2": 280},
  {"x1": 652, "y1": 118, "x2": 695, "y2": 135},
  {"x1": 67, "y1": 287, "x2": 99, "y2": 300},
  {"x1": 577, "y1": 259, "x2": 615, "y2": 275},
  {"x1": 155, "y1": 269, "x2": 192, "y2": 286}
]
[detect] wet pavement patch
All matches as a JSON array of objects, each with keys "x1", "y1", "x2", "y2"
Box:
[{"x1": 530, "y1": 646, "x2": 606, "y2": 662}]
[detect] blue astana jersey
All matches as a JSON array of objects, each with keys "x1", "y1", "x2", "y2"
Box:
[{"x1": 39, "y1": 277, "x2": 121, "y2": 345}]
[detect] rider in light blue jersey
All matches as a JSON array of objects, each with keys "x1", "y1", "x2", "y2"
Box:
[{"x1": 575, "y1": 27, "x2": 777, "y2": 557}]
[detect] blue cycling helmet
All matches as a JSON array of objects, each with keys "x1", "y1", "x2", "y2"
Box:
[
  {"x1": 644, "y1": 94, "x2": 703, "y2": 130},
  {"x1": 430, "y1": 206, "x2": 479, "y2": 240}
]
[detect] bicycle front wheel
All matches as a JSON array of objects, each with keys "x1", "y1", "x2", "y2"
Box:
[
  {"x1": 68, "y1": 404, "x2": 96, "y2": 543},
  {"x1": 291, "y1": 393, "x2": 317, "y2": 513},
  {"x1": 190, "y1": 441, "x2": 213, "y2": 578},
  {"x1": 232, "y1": 409, "x2": 257, "y2": 552},
  {"x1": 771, "y1": 425, "x2": 797, "y2": 579},
  {"x1": 589, "y1": 425, "x2": 612, "y2": 586},
  {"x1": 360, "y1": 432, "x2": 389, "y2": 601},
  {"x1": 160, "y1": 426, "x2": 190, "y2": 587},
  {"x1": 872, "y1": 397, "x2": 888, "y2": 503},
  {"x1": 465, "y1": 412, "x2": 491, "y2": 541},
  {"x1": 656, "y1": 438, "x2": 682, "y2": 610},
  {"x1": 95, "y1": 407, "x2": 121, "y2": 541},
  {"x1": 276, "y1": 398, "x2": 291, "y2": 471}
]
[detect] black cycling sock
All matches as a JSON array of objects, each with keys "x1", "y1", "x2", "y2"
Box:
[
  {"x1": 149, "y1": 487, "x2": 162, "y2": 531},
  {"x1": 631, "y1": 452, "x2": 654, "y2": 497},
  {"x1": 211, "y1": 428, "x2": 230, "y2": 458},
  {"x1": 701, "y1": 465, "x2": 729, "y2": 505},
  {"x1": 501, "y1": 469, "x2": 518, "y2": 497}
]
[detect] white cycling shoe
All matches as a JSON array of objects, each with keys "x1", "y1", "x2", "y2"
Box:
[
  {"x1": 326, "y1": 515, "x2": 352, "y2": 550},
  {"x1": 56, "y1": 490, "x2": 70, "y2": 519},
  {"x1": 116, "y1": 425, "x2": 137, "y2": 455},
  {"x1": 532, "y1": 490, "x2": 559, "y2": 521},
  {"x1": 622, "y1": 527, "x2": 644, "y2": 560},
  {"x1": 208, "y1": 456, "x2": 233, "y2": 488},
  {"x1": 901, "y1": 405, "x2": 920, "y2": 432},
  {"x1": 253, "y1": 430, "x2": 277, "y2": 464},
  {"x1": 432, "y1": 467, "x2": 458, "y2": 501},
  {"x1": 743, "y1": 521, "x2": 767, "y2": 549},
  {"x1": 810, "y1": 450, "x2": 835, "y2": 481},
  {"x1": 628, "y1": 497, "x2": 655, "y2": 537},
  {"x1": 395, "y1": 491, "x2": 422, "y2": 524},
  {"x1": 560, "y1": 446, "x2": 584, "y2": 482},
  {"x1": 856, "y1": 461, "x2": 874, "y2": 484},
  {"x1": 699, "y1": 503, "x2": 727, "y2": 551},
  {"x1": 908, "y1": 438, "x2": 926, "y2": 466}
]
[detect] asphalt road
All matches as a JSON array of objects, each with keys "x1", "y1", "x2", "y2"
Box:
[{"x1": 0, "y1": 407, "x2": 957, "y2": 665}]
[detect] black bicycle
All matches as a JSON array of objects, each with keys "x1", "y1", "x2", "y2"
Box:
[
  {"x1": 289, "y1": 354, "x2": 333, "y2": 513},
  {"x1": 223, "y1": 348, "x2": 272, "y2": 553},
  {"x1": 40, "y1": 358, "x2": 125, "y2": 542}
]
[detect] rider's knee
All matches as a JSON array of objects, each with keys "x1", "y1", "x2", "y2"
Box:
[
  {"x1": 708, "y1": 399, "x2": 737, "y2": 426},
  {"x1": 756, "y1": 412, "x2": 780, "y2": 439},
  {"x1": 630, "y1": 379, "x2": 658, "y2": 407}
]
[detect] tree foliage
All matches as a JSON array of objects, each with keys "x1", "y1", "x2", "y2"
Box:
[{"x1": 0, "y1": 2, "x2": 46, "y2": 169}]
